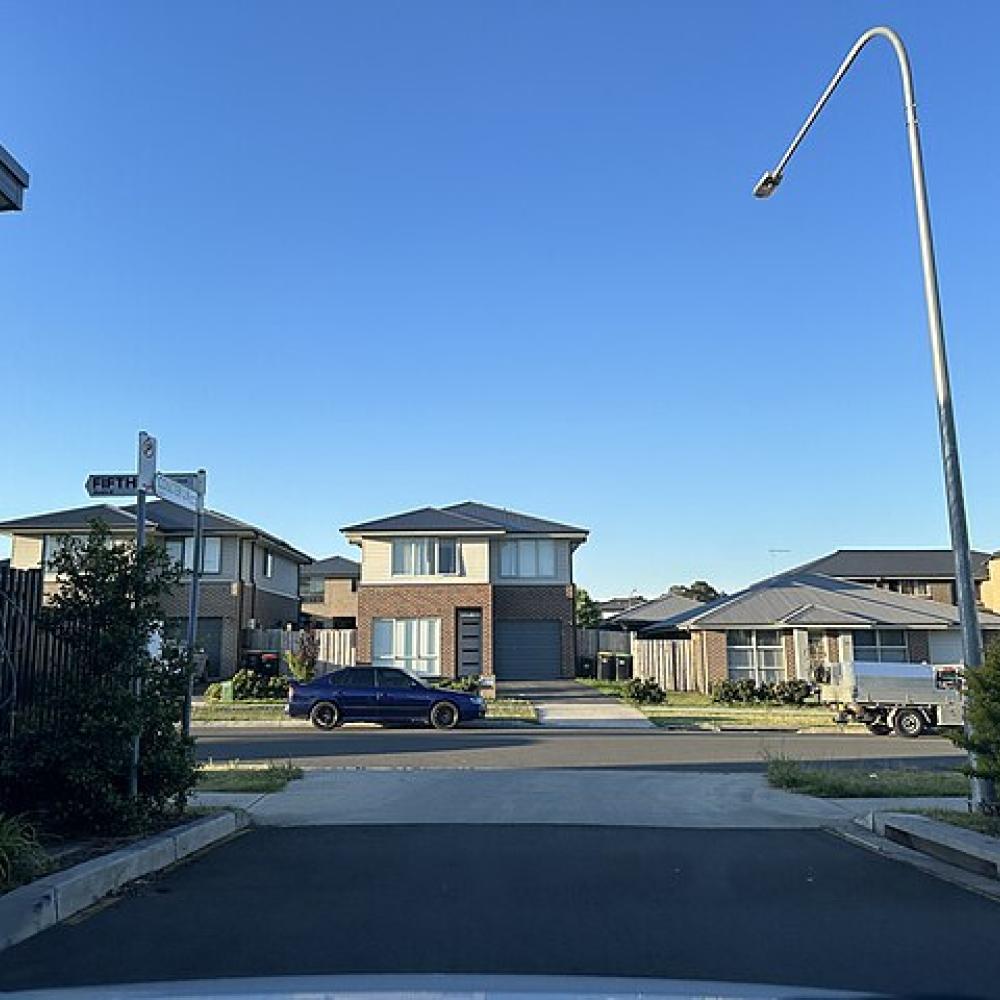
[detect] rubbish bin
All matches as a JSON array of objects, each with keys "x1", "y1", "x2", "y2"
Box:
[
  {"x1": 597, "y1": 652, "x2": 616, "y2": 680},
  {"x1": 576, "y1": 656, "x2": 595, "y2": 678},
  {"x1": 614, "y1": 654, "x2": 634, "y2": 681}
]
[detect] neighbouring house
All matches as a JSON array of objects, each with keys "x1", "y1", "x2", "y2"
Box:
[
  {"x1": 595, "y1": 595, "x2": 647, "y2": 620},
  {"x1": 637, "y1": 571, "x2": 1000, "y2": 693},
  {"x1": 0, "y1": 500, "x2": 310, "y2": 679},
  {"x1": 786, "y1": 548, "x2": 992, "y2": 606},
  {"x1": 300, "y1": 555, "x2": 360, "y2": 628},
  {"x1": 601, "y1": 593, "x2": 703, "y2": 631},
  {"x1": 342, "y1": 501, "x2": 588, "y2": 680}
]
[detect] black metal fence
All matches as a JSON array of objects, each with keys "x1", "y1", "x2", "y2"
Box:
[{"x1": 0, "y1": 566, "x2": 78, "y2": 740}]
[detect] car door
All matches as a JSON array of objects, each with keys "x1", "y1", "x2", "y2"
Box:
[
  {"x1": 376, "y1": 667, "x2": 429, "y2": 722},
  {"x1": 332, "y1": 667, "x2": 378, "y2": 720}
]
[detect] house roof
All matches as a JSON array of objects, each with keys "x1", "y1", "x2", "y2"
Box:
[
  {"x1": 0, "y1": 501, "x2": 311, "y2": 563},
  {"x1": 639, "y1": 572, "x2": 1000, "y2": 636},
  {"x1": 0, "y1": 504, "x2": 139, "y2": 532},
  {"x1": 343, "y1": 501, "x2": 588, "y2": 537},
  {"x1": 302, "y1": 555, "x2": 361, "y2": 579},
  {"x1": 787, "y1": 548, "x2": 992, "y2": 582},
  {"x1": 603, "y1": 593, "x2": 703, "y2": 630}
]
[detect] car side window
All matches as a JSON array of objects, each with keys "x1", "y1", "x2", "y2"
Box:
[
  {"x1": 378, "y1": 668, "x2": 417, "y2": 689},
  {"x1": 336, "y1": 668, "x2": 376, "y2": 688}
]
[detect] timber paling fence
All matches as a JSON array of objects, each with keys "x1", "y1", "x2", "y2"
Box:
[{"x1": 0, "y1": 566, "x2": 79, "y2": 741}]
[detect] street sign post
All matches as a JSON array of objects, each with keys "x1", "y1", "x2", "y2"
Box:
[{"x1": 138, "y1": 433, "x2": 157, "y2": 491}]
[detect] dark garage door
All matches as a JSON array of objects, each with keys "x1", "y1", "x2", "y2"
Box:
[{"x1": 494, "y1": 620, "x2": 561, "y2": 680}]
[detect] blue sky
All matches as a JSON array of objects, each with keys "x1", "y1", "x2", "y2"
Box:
[{"x1": 2, "y1": 0, "x2": 999, "y2": 597}]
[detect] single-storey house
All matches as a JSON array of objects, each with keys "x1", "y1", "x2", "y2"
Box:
[{"x1": 638, "y1": 571, "x2": 1000, "y2": 692}]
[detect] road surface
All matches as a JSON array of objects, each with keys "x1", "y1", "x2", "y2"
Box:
[
  {"x1": 3, "y1": 824, "x2": 997, "y2": 996},
  {"x1": 194, "y1": 724, "x2": 965, "y2": 771}
]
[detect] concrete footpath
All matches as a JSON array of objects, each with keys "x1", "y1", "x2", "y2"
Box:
[{"x1": 192, "y1": 768, "x2": 965, "y2": 829}]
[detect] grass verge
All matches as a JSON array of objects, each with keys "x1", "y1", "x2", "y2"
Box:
[
  {"x1": 766, "y1": 755, "x2": 968, "y2": 797},
  {"x1": 197, "y1": 761, "x2": 303, "y2": 793},
  {"x1": 486, "y1": 697, "x2": 538, "y2": 723},
  {"x1": 193, "y1": 701, "x2": 287, "y2": 722},
  {"x1": 906, "y1": 808, "x2": 1000, "y2": 838}
]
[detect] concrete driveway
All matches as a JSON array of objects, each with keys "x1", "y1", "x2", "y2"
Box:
[{"x1": 498, "y1": 679, "x2": 652, "y2": 728}]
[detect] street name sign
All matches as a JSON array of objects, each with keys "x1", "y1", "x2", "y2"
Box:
[
  {"x1": 86, "y1": 473, "x2": 140, "y2": 497},
  {"x1": 154, "y1": 472, "x2": 199, "y2": 512}
]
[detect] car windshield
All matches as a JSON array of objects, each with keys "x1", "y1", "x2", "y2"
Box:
[{"x1": 3, "y1": 5, "x2": 999, "y2": 1000}]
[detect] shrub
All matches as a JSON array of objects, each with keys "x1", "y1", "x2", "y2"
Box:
[
  {"x1": 284, "y1": 629, "x2": 320, "y2": 682},
  {"x1": 774, "y1": 679, "x2": 814, "y2": 705},
  {"x1": 232, "y1": 668, "x2": 288, "y2": 701},
  {"x1": 623, "y1": 677, "x2": 666, "y2": 704},
  {"x1": 204, "y1": 682, "x2": 223, "y2": 701},
  {"x1": 434, "y1": 675, "x2": 480, "y2": 693},
  {"x1": 949, "y1": 640, "x2": 1000, "y2": 812},
  {"x1": 712, "y1": 678, "x2": 814, "y2": 705},
  {"x1": 0, "y1": 814, "x2": 49, "y2": 890}
]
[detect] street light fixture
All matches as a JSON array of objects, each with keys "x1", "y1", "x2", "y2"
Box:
[
  {"x1": 0, "y1": 142, "x2": 29, "y2": 212},
  {"x1": 754, "y1": 26, "x2": 993, "y2": 811}
]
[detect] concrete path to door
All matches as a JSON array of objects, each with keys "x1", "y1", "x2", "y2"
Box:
[{"x1": 498, "y1": 679, "x2": 653, "y2": 728}]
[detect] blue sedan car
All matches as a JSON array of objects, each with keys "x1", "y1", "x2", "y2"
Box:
[{"x1": 287, "y1": 665, "x2": 486, "y2": 730}]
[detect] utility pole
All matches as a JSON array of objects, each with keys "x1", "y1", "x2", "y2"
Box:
[{"x1": 181, "y1": 470, "x2": 207, "y2": 737}]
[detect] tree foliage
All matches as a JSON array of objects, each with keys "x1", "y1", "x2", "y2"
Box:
[
  {"x1": 950, "y1": 640, "x2": 1000, "y2": 811},
  {"x1": 575, "y1": 587, "x2": 602, "y2": 628},
  {"x1": 284, "y1": 627, "x2": 320, "y2": 682},
  {"x1": 669, "y1": 580, "x2": 722, "y2": 603},
  {"x1": 0, "y1": 522, "x2": 197, "y2": 834}
]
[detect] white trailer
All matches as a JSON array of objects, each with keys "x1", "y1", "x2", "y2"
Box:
[{"x1": 820, "y1": 660, "x2": 964, "y2": 737}]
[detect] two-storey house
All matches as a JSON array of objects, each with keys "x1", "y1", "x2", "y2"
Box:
[
  {"x1": 0, "y1": 500, "x2": 310, "y2": 679},
  {"x1": 300, "y1": 555, "x2": 360, "y2": 628},
  {"x1": 342, "y1": 501, "x2": 588, "y2": 680}
]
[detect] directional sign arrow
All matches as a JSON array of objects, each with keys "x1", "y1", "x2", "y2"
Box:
[
  {"x1": 86, "y1": 473, "x2": 139, "y2": 497},
  {"x1": 154, "y1": 472, "x2": 199, "y2": 512}
]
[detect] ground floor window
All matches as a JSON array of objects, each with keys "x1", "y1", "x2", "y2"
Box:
[
  {"x1": 852, "y1": 629, "x2": 907, "y2": 663},
  {"x1": 373, "y1": 617, "x2": 441, "y2": 676},
  {"x1": 726, "y1": 629, "x2": 784, "y2": 684}
]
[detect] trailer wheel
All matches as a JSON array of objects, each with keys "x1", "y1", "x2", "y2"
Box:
[{"x1": 893, "y1": 708, "x2": 926, "y2": 738}]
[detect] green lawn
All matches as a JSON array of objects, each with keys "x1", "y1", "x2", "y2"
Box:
[
  {"x1": 909, "y1": 808, "x2": 1000, "y2": 837},
  {"x1": 578, "y1": 679, "x2": 848, "y2": 730},
  {"x1": 196, "y1": 761, "x2": 303, "y2": 793},
  {"x1": 486, "y1": 697, "x2": 538, "y2": 723},
  {"x1": 766, "y1": 756, "x2": 968, "y2": 797},
  {"x1": 193, "y1": 701, "x2": 287, "y2": 722}
]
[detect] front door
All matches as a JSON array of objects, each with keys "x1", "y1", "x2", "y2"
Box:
[
  {"x1": 457, "y1": 609, "x2": 483, "y2": 677},
  {"x1": 807, "y1": 632, "x2": 829, "y2": 683}
]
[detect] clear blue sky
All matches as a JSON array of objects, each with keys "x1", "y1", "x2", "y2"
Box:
[{"x1": 2, "y1": 0, "x2": 999, "y2": 597}]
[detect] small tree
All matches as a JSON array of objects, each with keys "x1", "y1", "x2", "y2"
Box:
[
  {"x1": 669, "y1": 580, "x2": 722, "y2": 603},
  {"x1": 284, "y1": 627, "x2": 320, "y2": 682},
  {"x1": 575, "y1": 587, "x2": 601, "y2": 628},
  {"x1": 950, "y1": 641, "x2": 1000, "y2": 813},
  {"x1": 0, "y1": 522, "x2": 196, "y2": 833}
]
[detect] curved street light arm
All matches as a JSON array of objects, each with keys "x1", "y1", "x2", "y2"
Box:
[{"x1": 753, "y1": 26, "x2": 991, "y2": 810}]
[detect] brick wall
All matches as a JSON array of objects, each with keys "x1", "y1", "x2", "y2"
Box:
[
  {"x1": 701, "y1": 630, "x2": 729, "y2": 688},
  {"x1": 782, "y1": 633, "x2": 796, "y2": 680},
  {"x1": 928, "y1": 581, "x2": 955, "y2": 605},
  {"x1": 493, "y1": 585, "x2": 575, "y2": 678},
  {"x1": 357, "y1": 584, "x2": 493, "y2": 677}
]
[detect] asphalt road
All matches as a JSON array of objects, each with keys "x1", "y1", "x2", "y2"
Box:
[
  {"x1": 194, "y1": 724, "x2": 965, "y2": 771},
  {"x1": 3, "y1": 824, "x2": 998, "y2": 996}
]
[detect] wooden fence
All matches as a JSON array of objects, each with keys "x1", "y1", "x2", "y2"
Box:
[
  {"x1": 0, "y1": 566, "x2": 78, "y2": 740},
  {"x1": 243, "y1": 627, "x2": 357, "y2": 668},
  {"x1": 632, "y1": 636, "x2": 699, "y2": 692},
  {"x1": 575, "y1": 627, "x2": 631, "y2": 659}
]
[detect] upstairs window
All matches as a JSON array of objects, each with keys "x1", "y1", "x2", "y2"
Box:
[
  {"x1": 499, "y1": 539, "x2": 556, "y2": 578},
  {"x1": 165, "y1": 537, "x2": 221, "y2": 574},
  {"x1": 300, "y1": 577, "x2": 325, "y2": 601},
  {"x1": 263, "y1": 551, "x2": 274, "y2": 578},
  {"x1": 391, "y1": 538, "x2": 461, "y2": 577}
]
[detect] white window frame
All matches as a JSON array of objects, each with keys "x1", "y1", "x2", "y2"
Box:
[
  {"x1": 166, "y1": 537, "x2": 221, "y2": 575},
  {"x1": 372, "y1": 617, "x2": 441, "y2": 676},
  {"x1": 726, "y1": 629, "x2": 785, "y2": 684},
  {"x1": 390, "y1": 538, "x2": 461, "y2": 578},
  {"x1": 498, "y1": 538, "x2": 557, "y2": 579},
  {"x1": 852, "y1": 629, "x2": 908, "y2": 663},
  {"x1": 263, "y1": 550, "x2": 274, "y2": 578},
  {"x1": 300, "y1": 576, "x2": 325, "y2": 601}
]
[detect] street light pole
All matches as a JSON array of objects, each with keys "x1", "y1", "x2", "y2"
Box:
[{"x1": 753, "y1": 26, "x2": 993, "y2": 811}]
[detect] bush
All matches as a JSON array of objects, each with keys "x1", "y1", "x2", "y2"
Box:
[
  {"x1": 712, "y1": 678, "x2": 814, "y2": 705},
  {"x1": 949, "y1": 640, "x2": 1000, "y2": 812},
  {"x1": 623, "y1": 677, "x2": 667, "y2": 704},
  {"x1": 204, "y1": 682, "x2": 223, "y2": 701},
  {"x1": 434, "y1": 675, "x2": 480, "y2": 693},
  {"x1": 0, "y1": 814, "x2": 49, "y2": 890},
  {"x1": 231, "y1": 668, "x2": 288, "y2": 701}
]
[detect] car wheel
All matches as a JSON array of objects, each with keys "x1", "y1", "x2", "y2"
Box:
[
  {"x1": 866, "y1": 722, "x2": 891, "y2": 736},
  {"x1": 310, "y1": 701, "x2": 341, "y2": 730},
  {"x1": 430, "y1": 700, "x2": 459, "y2": 730},
  {"x1": 893, "y1": 708, "x2": 925, "y2": 738}
]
